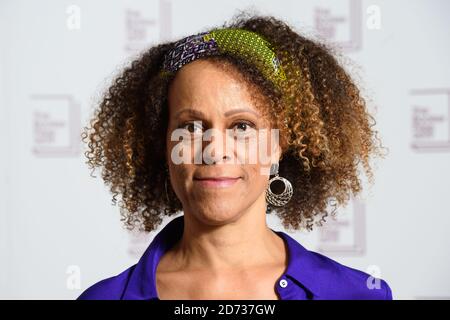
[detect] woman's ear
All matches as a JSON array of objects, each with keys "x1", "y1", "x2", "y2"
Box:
[
  {"x1": 260, "y1": 137, "x2": 282, "y2": 176},
  {"x1": 270, "y1": 134, "x2": 282, "y2": 165}
]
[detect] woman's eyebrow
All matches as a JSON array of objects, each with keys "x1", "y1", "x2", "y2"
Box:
[
  {"x1": 174, "y1": 108, "x2": 260, "y2": 119},
  {"x1": 174, "y1": 108, "x2": 205, "y2": 119},
  {"x1": 223, "y1": 108, "x2": 259, "y2": 117}
]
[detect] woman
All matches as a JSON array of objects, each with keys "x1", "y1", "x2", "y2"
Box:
[{"x1": 77, "y1": 14, "x2": 392, "y2": 300}]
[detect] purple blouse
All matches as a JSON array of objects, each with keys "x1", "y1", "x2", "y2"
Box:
[{"x1": 77, "y1": 215, "x2": 393, "y2": 300}]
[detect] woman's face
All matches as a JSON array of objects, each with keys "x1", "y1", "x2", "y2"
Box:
[{"x1": 166, "y1": 59, "x2": 280, "y2": 225}]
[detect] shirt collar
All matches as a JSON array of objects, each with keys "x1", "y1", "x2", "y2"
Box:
[
  {"x1": 272, "y1": 229, "x2": 328, "y2": 298},
  {"x1": 122, "y1": 215, "x2": 325, "y2": 300}
]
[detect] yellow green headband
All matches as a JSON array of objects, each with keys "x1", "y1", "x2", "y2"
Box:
[{"x1": 160, "y1": 28, "x2": 286, "y2": 88}]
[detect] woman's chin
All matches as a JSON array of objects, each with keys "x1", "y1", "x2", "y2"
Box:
[{"x1": 192, "y1": 206, "x2": 243, "y2": 225}]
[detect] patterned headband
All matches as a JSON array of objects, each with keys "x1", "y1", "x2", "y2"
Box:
[{"x1": 160, "y1": 28, "x2": 287, "y2": 88}]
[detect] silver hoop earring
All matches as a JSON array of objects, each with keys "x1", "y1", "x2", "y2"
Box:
[{"x1": 266, "y1": 163, "x2": 293, "y2": 207}]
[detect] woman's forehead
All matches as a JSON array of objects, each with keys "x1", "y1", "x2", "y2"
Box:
[{"x1": 168, "y1": 60, "x2": 269, "y2": 118}]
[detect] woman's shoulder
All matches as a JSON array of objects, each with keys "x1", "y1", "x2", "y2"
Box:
[
  {"x1": 305, "y1": 249, "x2": 393, "y2": 300},
  {"x1": 277, "y1": 230, "x2": 393, "y2": 300},
  {"x1": 76, "y1": 264, "x2": 137, "y2": 300}
]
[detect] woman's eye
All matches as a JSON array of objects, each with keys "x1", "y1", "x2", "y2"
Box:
[
  {"x1": 233, "y1": 121, "x2": 256, "y2": 139},
  {"x1": 235, "y1": 122, "x2": 249, "y2": 131},
  {"x1": 232, "y1": 121, "x2": 256, "y2": 136},
  {"x1": 182, "y1": 121, "x2": 203, "y2": 133}
]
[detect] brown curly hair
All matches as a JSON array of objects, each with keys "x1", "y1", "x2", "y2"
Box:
[{"x1": 81, "y1": 12, "x2": 387, "y2": 233}]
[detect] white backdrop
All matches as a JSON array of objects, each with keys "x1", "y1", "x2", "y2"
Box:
[{"x1": 1, "y1": 0, "x2": 449, "y2": 299}]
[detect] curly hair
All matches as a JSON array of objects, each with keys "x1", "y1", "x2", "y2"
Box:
[{"x1": 81, "y1": 12, "x2": 387, "y2": 233}]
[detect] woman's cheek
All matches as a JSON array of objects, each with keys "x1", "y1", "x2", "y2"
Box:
[{"x1": 169, "y1": 164, "x2": 189, "y2": 195}]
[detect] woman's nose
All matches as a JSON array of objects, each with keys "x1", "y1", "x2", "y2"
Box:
[
  {"x1": 202, "y1": 129, "x2": 233, "y2": 165},
  {"x1": 204, "y1": 154, "x2": 232, "y2": 165}
]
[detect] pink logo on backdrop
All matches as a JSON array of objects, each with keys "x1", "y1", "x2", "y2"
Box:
[
  {"x1": 411, "y1": 88, "x2": 450, "y2": 152},
  {"x1": 314, "y1": 0, "x2": 362, "y2": 52},
  {"x1": 124, "y1": 0, "x2": 173, "y2": 54},
  {"x1": 30, "y1": 94, "x2": 81, "y2": 157},
  {"x1": 316, "y1": 197, "x2": 366, "y2": 256}
]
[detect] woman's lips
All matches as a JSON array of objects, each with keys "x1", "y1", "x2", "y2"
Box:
[{"x1": 193, "y1": 177, "x2": 241, "y2": 188}]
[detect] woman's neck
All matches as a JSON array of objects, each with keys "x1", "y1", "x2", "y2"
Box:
[{"x1": 167, "y1": 195, "x2": 286, "y2": 274}]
